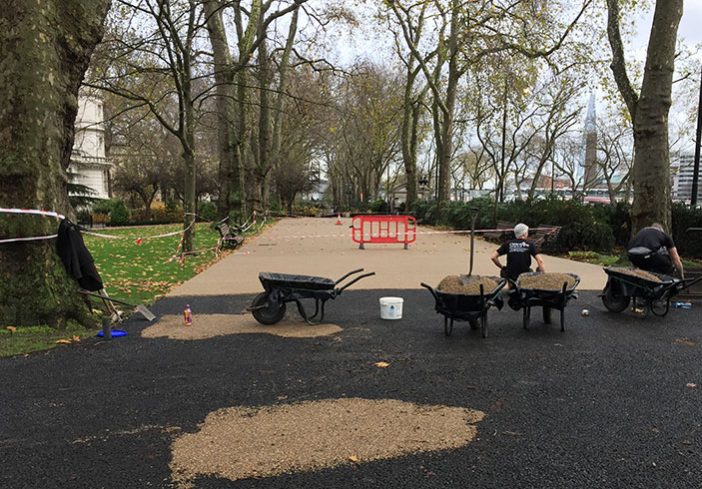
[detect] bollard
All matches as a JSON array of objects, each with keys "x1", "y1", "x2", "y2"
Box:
[{"x1": 101, "y1": 316, "x2": 112, "y2": 339}]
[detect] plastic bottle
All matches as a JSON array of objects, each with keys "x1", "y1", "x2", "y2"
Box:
[
  {"x1": 183, "y1": 304, "x2": 193, "y2": 325},
  {"x1": 673, "y1": 302, "x2": 692, "y2": 309}
]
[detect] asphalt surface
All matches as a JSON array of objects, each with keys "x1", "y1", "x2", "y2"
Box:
[{"x1": 1, "y1": 288, "x2": 701, "y2": 488}]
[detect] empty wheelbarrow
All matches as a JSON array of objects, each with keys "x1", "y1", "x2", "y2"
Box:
[{"x1": 249, "y1": 268, "x2": 375, "y2": 325}]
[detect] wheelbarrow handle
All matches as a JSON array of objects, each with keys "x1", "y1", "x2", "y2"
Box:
[
  {"x1": 335, "y1": 268, "x2": 365, "y2": 285},
  {"x1": 337, "y1": 272, "x2": 375, "y2": 293},
  {"x1": 420, "y1": 282, "x2": 438, "y2": 301},
  {"x1": 680, "y1": 274, "x2": 702, "y2": 291}
]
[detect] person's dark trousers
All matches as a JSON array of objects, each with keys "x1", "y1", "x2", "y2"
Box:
[{"x1": 628, "y1": 253, "x2": 675, "y2": 275}]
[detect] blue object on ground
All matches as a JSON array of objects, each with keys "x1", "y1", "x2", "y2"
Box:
[
  {"x1": 673, "y1": 302, "x2": 693, "y2": 309},
  {"x1": 96, "y1": 329, "x2": 127, "y2": 338}
]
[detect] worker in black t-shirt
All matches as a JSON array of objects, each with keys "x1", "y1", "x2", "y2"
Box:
[
  {"x1": 628, "y1": 223, "x2": 684, "y2": 278},
  {"x1": 490, "y1": 223, "x2": 546, "y2": 282}
]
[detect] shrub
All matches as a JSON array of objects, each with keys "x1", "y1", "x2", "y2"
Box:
[
  {"x1": 369, "y1": 199, "x2": 389, "y2": 213},
  {"x1": 109, "y1": 200, "x2": 130, "y2": 226},
  {"x1": 92, "y1": 198, "x2": 120, "y2": 216},
  {"x1": 198, "y1": 201, "x2": 218, "y2": 222},
  {"x1": 672, "y1": 203, "x2": 702, "y2": 258}
]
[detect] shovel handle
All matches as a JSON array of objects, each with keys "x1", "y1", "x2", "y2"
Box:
[{"x1": 79, "y1": 290, "x2": 135, "y2": 307}]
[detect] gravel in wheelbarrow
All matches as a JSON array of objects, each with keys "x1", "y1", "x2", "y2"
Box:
[
  {"x1": 600, "y1": 267, "x2": 700, "y2": 316},
  {"x1": 512, "y1": 272, "x2": 580, "y2": 332},
  {"x1": 422, "y1": 275, "x2": 506, "y2": 338}
]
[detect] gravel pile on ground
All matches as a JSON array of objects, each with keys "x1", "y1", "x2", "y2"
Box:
[
  {"x1": 606, "y1": 267, "x2": 662, "y2": 283},
  {"x1": 437, "y1": 275, "x2": 498, "y2": 295},
  {"x1": 142, "y1": 314, "x2": 342, "y2": 340},
  {"x1": 518, "y1": 273, "x2": 577, "y2": 291},
  {"x1": 170, "y1": 398, "x2": 484, "y2": 486}
]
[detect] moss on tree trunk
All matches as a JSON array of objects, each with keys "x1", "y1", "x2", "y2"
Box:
[{"x1": 0, "y1": 0, "x2": 110, "y2": 327}]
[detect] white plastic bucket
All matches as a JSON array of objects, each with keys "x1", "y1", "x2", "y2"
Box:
[{"x1": 379, "y1": 297, "x2": 404, "y2": 320}]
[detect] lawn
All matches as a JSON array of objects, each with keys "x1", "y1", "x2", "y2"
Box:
[
  {"x1": 568, "y1": 250, "x2": 702, "y2": 269},
  {"x1": 85, "y1": 222, "x2": 226, "y2": 306},
  {"x1": 1, "y1": 221, "x2": 263, "y2": 357}
]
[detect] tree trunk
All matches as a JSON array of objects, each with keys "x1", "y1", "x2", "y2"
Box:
[
  {"x1": 607, "y1": 0, "x2": 682, "y2": 232},
  {"x1": 0, "y1": 0, "x2": 110, "y2": 326},
  {"x1": 255, "y1": 33, "x2": 271, "y2": 212},
  {"x1": 204, "y1": 0, "x2": 238, "y2": 218}
]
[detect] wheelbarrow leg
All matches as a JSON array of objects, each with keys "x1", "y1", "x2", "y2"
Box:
[
  {"x1": 481, "y1": 311, "x2": 488, "y2": 339},
  {"x1": 308, "y1": 299, "x2": 321, "y2": 320},
  {"x1": 523, "y1": 307, "x2": 531, "y2": 329},
  {"x1": 444, "y1": 316, "x2": 454, "y2": 336},
  {"x1": 560, "y1": 308, "x2": 565, "y2": 332}
]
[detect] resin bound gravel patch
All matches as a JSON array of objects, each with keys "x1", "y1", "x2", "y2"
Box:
[{"x1": 2, "y1": 289, "x2": 701, "y2": 488}]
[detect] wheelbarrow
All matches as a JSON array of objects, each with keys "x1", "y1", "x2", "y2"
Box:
[
  {"x1": 249, "y1": 268, "x2": 375, "y2": 325},
  {"x1": 510, "y1": 272, "x2": 580, "y2": 332},
  {"x1": 421, "y1": 278, "x2": 506, "y2": 338},
  {"x1": 600, "y1": 267, "x2": 702, "y2": 317}
]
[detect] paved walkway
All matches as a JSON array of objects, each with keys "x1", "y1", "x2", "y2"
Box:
[{"x1": 172, "y1": 217, "x2": 607, "y2": 296}]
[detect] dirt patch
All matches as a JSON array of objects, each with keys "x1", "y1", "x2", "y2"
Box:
[
  {"x1": 170, "y1": 398, "x2": 484, "y2": 486},
  {"x1": 437, "y1": 275, "x2": 498, "y2": 295},
  {"x1": 518, "y1": 273, "x2": 577, "y2": 291},
  {"x1": 673, "y1": 337, "x2": 698, "y2": 347},
  {"x1": 142, "y1": 314, "x2": 342, "y2": 340}
]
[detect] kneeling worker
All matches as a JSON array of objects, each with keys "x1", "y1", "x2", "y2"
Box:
[
  {"x1": 490, "y1": 223, "x2": 546, "y2": 282},
  {"x1": 628, "y1": 223, "x2": 684, "y2": 278}
]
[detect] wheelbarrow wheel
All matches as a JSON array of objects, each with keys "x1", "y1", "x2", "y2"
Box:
[
  {"x1": 251, "y1": 292, "x2": 286, "y2": 325},
  {"x1": 480, "y1": 312, "x2": 488, "y2": 339},
  {"x1": 602, "y1": 282, "x2": 630, "y2": 313},
  {"x1": 543, "y1": 306, "x2": 552, "y2": 324},
  {"x1": 523, "y1": 307, "x2": 531, "y2": 329}
]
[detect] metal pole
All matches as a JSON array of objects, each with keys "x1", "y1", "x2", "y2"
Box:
[
  {"x1": 469, "y1": 208, "x2": 478, "y2": 276},
  {"x1": 691, "y1": 64, "x2": 702, "y2": 206}
]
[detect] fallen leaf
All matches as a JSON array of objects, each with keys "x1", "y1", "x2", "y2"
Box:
[
  {"x1": 374, "y1": 361, "x2": 390, "y2": 368},
  {"x1": 55, "y1": 339, "x2": 72, "y2": 345},
  {"x1": 72, "y1": 335, "x2": 81, "y2": 342},
  {"x1": 6, "y1": 326, "x2": 17, "y2": 333},
  {"x1": 348, "y1": 455, "x2": 359, "y2": 463},
  {"x1": 686, "y1": 383, "x2": 697, "y2": 389}
]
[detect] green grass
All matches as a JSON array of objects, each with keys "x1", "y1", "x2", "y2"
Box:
[
  {"x1": 568, "y1": 250, "x2": 702, "y2": 269},
  {"x1": 1, "y1": 221, "x2": 267, "y2": 357},
  {"x1": 0, "y1": 321, "x2": 98, "y2": 358},
  {"x1": 567, "y1": 251, "x2": 629, "y2": 267},
  {"x1": 85, "y1": 222, "x2": 224, "y2": 306}
]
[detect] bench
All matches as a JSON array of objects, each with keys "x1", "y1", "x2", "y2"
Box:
[
  {"x1": 484, "y1": 221, "x2": 515, "y2": 243},
  {"x1": 215, "y1": 221, "x2": 245, "y2": 249},
  {"x1": 531, "y1": 224, "x2": 561, "y2": 249}
]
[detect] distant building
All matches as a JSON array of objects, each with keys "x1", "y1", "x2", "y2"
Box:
[
  {"x1": 69, "y1": 93, "x2": 111, "y2": 199},
  {"x1": 672, "y1": 152, "x2": 701, "y2": 203},
  {"x1": 581, "y1": 94, "x2": 599, "y2": 189}
]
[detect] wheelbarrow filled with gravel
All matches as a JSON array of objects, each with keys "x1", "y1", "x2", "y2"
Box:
[
  {"x1": 421, "y1": 275, "x2": 506, "y2": 338},
  {"x1": 510, "y1": 272, "x2": 580, "y2": 332},
  {"x1": 249, "y1": 268, "x2": 375, "y2": 325},
  {"x1": 600, "y1": 267, "x2": 702, "y2": 317}
]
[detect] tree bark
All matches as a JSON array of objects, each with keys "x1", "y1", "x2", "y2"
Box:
[
  {"x1": 607, "y1": 0, "x2": 683, "y2": 232},
  {"x1": 0, "y1": 0, "x2": 110, "y2": 326},
  {"x1": 204, "y1": 0, "x2": 238, "y2": 218}
]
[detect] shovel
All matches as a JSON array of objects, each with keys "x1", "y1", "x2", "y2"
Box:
[{"x1": 80, "y1": 290, "x2": 156, "y2": 322}]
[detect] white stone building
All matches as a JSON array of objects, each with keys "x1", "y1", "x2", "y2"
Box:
[
  {"x1": 69, "y1": 93, "x2": 111, "y2": 199},
  {"x1": 671, "y1": 152, "x2": 701, "y2": 203}
]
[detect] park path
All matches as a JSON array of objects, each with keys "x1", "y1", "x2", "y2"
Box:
[{"x1": 170, "y1": 217, "x2": 607, "y2": 296}]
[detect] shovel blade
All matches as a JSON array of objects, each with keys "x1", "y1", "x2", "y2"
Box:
[{"x1": 135, "y1": 304, "x2": 156, "y2": 322}]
